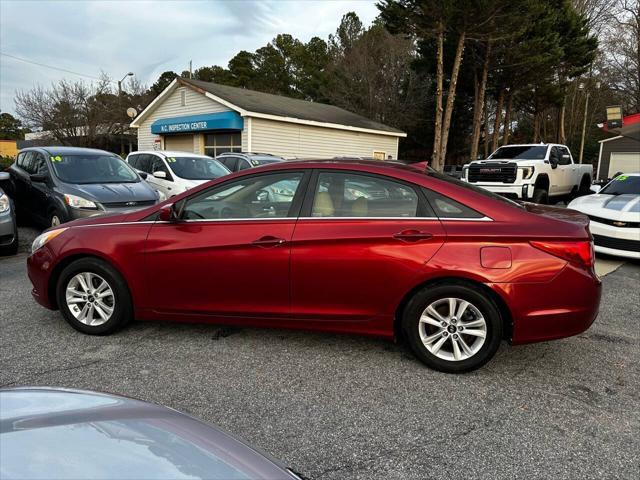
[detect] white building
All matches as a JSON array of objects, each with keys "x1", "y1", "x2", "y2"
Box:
[{"x1": 130, "y1": 77, "x2": 406, "y2": 159}]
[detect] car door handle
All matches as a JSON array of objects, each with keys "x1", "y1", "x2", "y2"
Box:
[
  {"x1": 252, "y1": 236, "x2": 286, "y2": 247},
  {"x1": 393, "y1": 230, "x2": 433, "y2": 242}
]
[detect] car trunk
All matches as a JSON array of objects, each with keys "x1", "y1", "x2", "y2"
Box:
[{"x1": 522, "y1": 202, "x2": 591, "y2": 238}]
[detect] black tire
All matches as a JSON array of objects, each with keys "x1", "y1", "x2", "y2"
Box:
[
  {"x1": 402, "y1": 283, "x2": 503, "y2": 373},
  {"x1": 577, "y1": 176, "x2": 592, "y2": 197},
  {"x1": 56, "y1": 257, "x2": 133, "y2": 335},
  {"x1": 532, "y1": 187, "x2": 548, "y2": 204}
]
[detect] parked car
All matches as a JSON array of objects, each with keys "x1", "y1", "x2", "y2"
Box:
[
  {"x1": 0, "y1": 387, "x2": 304, "y2": 480},
  {"x1": 462, "y1": 144, "x2": 593, "y2": 204},
  {"x1": 27, "y1": 160, "x2": 601, "y2": 373},
  {"x1": 0, "y1": 172, "x2": 18, "y2": 255},
  {"x1": 216, "y1": 152, "x2": 284, "y2": 172},
  {"x1": 7, "y1": 147, "x2": 163, "y2": 228},
  {"x1": 568, "y1": 172, "x2": 640, "y2": 259},
  {"x1": 126, "y1": 150, "x2": 230, "y2": 198}
]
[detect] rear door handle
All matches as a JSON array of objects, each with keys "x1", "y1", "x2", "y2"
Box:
[
  {"x1": 393, "y1": 230, "x2": 433, "y2": 242},
  {"x1": 252, "y1": 235, "x2": 286, "y2": 248}
]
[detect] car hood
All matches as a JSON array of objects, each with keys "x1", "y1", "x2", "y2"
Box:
[
  {"x1": 63, "y1": 181, "x2": 157, "y2": 204},
  {"x1": 568, "y1": 194, "x2": 640, "y2": 221}
]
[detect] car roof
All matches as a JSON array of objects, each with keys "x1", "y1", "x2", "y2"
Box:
[
  {"x1": 218, "y1": 152, "x2": 284, "y2": 160},
  {"x1": 131, "y1": 150, "x2": 213, "y2": 159},
  {"x1": 21, "y1": 146, "x2": 115, "y2": 156}
]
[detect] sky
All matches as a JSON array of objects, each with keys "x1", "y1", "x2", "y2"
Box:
[{"x1": 0, "y1": 0, "x2": 379, "y2": 116}]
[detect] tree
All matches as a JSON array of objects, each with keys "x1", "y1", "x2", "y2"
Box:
[
  {"x1": 150, "y1": 71, "x2": 179, "y2": 95},
  {"x1": 0, "y1": 112, "x2": 28, "y2": 140}
]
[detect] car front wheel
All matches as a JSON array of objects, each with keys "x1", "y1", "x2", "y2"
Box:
[
  {"x1": 56, "y1": 258, "x2": 133, "y2": 335},
  {"x1": 402, "y1": 283, "x2": 503, "y2": 373}
]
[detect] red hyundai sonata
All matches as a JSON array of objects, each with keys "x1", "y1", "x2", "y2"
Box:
[{"x1": 27, "y1": 160, "x2": 601, "y2": 372}]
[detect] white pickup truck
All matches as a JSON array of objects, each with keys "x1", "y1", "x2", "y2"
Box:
[{"x1": 461, "y1": 144, "x2": 593, "y2": 204}]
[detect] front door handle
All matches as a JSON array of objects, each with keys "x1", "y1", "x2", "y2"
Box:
[
  {"x1": 393, "y1": 230, "x2": 433, "y2": 242},
  {"x1": 252, "y1": 235, "x2": 286, "y2": 248}
]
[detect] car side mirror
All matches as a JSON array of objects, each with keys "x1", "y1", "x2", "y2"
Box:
[
  {"x1": 590, "y1": 185, "x2": 601, "y2": 193},
  {"x1": 30, "y1": 173, "x2": 48, "y2": 183},
  {"x1": 158, "y1": 203, "x2": 181, "y2": 222},
  {"x1": 138, "y1": 172, "x2": 148, "y2": 180},
  {"x1": 153, "y1": 171, "x2": 167, "y2": 179}
]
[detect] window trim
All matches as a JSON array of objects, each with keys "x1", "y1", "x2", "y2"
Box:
[
  {"x1": 421, "y1": 187, "x2": 490, "y2": 221},
  {"x1": 175, "y1": 170, "x2": 312, "y2": 222},
  {"x1": 299, "y1": 169, "x2": 434, "y2": 219}
]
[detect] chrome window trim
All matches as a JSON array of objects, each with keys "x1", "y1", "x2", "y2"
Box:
[{"x1": 297, "y1": 216, "x2": 439, "y2": 221}]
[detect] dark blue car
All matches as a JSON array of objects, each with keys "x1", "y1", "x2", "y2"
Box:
[{"x1": 7, "y1": 147, "x2": 161, "y2": 228}]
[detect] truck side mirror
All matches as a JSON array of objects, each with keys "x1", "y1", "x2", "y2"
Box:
[{"x1": 550, "y1": 157, "x2": 558, "y2": 169}]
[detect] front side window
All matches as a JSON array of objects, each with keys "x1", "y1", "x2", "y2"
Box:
[
  {"x1": 32, "y1": 153, "x2": 49, "y2": 174},
  {"x1": 167, "y1": 156, "x2": 229, "y2": 180},
  {"x1": 182, "y1": 172, "x2": 303, "y2": 220},
  {"x1": 151, "y1": 157, "x2": 171, "y2": 178},
  {"x1": 558, "y1": 147, "x2": 571, "y2": 165},
  {"x1": 50, "y1": 154, "x2": 139, "y2": 184},
  {"x1": 204, "y1": 132, "x2": 241, "y2": 158},
  {"x1": 311, "y1": 172, "x2": 419, "y2": 218}
]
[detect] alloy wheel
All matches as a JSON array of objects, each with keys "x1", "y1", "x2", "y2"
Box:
[
  {"x1": 418, "y1": 297, "x2": 487, "y2": 362},
  {"x1": 51, "y1": 215, "x2": 61, "y2": 227},
  {"x1": 65, "y1": 272, "x2": 115, "y2": 326}
]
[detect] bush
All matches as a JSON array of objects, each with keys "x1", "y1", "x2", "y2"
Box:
[{"x1": 0, "y1": 156, "x2": 14, "y2": 169}]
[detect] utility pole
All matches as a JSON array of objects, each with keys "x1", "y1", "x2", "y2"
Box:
[
  {"x1": 578, "y1": 80, "x2": 600, "y2": 164},
  {"x1": 118, "y1": 72, "x2": 134, "y2": 156}
]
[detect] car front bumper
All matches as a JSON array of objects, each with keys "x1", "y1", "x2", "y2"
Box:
[
  {"x1": 0, "y1": 208, "x2": 17, "y2": 246},
  {"x1": 463, "y1": 182, "x2": 533, "y2": 199},
  {"x1": 589, "y1": 221, "x2": 640, "y2": 259}
]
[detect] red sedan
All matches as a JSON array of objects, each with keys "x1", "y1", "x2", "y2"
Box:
[{"x1": 27, "y1": 160, "x2": 601, "y2": 372}]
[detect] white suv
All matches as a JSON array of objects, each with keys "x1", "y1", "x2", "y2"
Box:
[{"x1": 126, "y1": 151, "x2": 230, "y2": 198}]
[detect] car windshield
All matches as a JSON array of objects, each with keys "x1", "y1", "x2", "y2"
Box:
[
  {"x1": 600, "y1": 175, "x2": 640, "y2": 195},
  {"x1": 50, "y1": 154, "x2": 139, "y2": 184},
  {"x1": 426, "y1": 167, "x2": 523, "y2": 208},
  {"x1": 489, "y1": 146, "x2": 548, "y2": 160},
  {"x1": 168, "y1": 156, "x2": 230, "y2": 180}
]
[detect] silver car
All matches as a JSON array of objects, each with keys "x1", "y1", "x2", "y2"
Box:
[{"x1": 0, "y1": 172, "x2": 18, "y2": 255}]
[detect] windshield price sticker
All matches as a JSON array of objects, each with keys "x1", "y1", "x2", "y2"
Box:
[
  {"x1": 615, "y1": 175, "x2": 628, "y2": 181},
  {"x1": 50, "y1": 156, "x2": 62, "y2": 162}
]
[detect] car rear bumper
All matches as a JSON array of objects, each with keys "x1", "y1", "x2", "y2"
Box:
[{"x1": 495, "y1": 263, "x2": 602, "y2": 345}]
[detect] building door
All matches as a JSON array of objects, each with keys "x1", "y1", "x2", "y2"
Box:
[
  {"x1": 609, "y1": 152, "x2": 640, "y2": 177},
  {"x1": 164, "y1": 135, "x2": 194, "y2": 152}
]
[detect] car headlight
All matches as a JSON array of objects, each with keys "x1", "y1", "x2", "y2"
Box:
[
  {"x1": 0, "y1": 192, "x2": 9, "y2": 214},
  {"x1": 520, "y1": 166, "x2": 535, "y2": 179},
  {"x1": 31, "y1": 228, "x2": 68, "y2": 254},
  {"x1": 64, "y1": 194, "x2": 98, "y2": 209},
  {"x1": 156, "y1": 189, "x2": 167, "y2": 202}
]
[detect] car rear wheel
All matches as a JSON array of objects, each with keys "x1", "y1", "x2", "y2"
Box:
[
  {"x1": 56, "y1": 258, "x2": 133, "y2": 335},
  {"x1": 402, "y1": 283, "x2": 502, "y2": 373}
]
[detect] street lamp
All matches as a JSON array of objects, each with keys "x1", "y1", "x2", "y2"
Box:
[{"x1": 118, "y1": 72, "x2": 134, "y2": 156}]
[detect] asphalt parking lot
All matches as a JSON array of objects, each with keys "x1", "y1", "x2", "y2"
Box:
[{"x1": 1, "y1": 227, "x2": 639, "y2": 479}]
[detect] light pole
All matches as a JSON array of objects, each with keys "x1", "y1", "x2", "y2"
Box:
[{"x1": 118, "y1": 72, "x2": 134, "y2": 156}]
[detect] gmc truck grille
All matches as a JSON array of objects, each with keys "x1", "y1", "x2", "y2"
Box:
[{"x1": 468, "y1": 163, "x2": 517, "y2": 183}]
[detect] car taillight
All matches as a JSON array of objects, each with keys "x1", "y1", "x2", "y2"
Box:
[{"x1": 530, "y1": 240, "x2": 594, "y2": 269}]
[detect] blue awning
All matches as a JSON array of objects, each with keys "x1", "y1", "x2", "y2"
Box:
[{"x1": 151, "y1": 112, "x2": 243, "y2": 134}]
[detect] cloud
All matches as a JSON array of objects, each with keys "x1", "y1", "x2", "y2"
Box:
[{"x1": 0, "y1": 0, "x2": 379, "y2": 115}]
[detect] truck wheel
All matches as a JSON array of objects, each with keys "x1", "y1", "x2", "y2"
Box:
[
  {"x1": 532, "y1": 188, "x2": 548, "y2": 204},
  {"x1": 577, "y1": 176, "x2": 592, "y2": 197}
]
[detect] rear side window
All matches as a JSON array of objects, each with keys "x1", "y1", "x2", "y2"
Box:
[
  {"x1": 311, "y1": 172, "x2": 421, "y2": 218},
  {"x1": 219, "y1": 157, "x2": 239, "y2": 172},
  {"x1": 128, "y1": 154, "x2": 141, "y2": 169},
  {"x1": 423, "y1": 189, "x2": 484, "y2": 219}
]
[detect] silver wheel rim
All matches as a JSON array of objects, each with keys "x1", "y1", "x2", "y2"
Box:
[
  {"x1": 51, "y1": 215, "x2": 61, "y2": 227},
  {"x1": 65, "y1": 272, "x2": 115, "y2": 326},
  {"x1": 418, "y1": 297, "x2": 487, "y2": 362}
]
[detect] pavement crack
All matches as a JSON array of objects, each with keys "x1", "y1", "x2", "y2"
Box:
[{"x1": 1, "y1": 359, "x2": 103, "y2": 387}]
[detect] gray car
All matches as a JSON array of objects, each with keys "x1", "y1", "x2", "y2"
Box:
[
  {"x1": 0, "y1": 172, "x2": 18, "y2": 255},
  {"x1": 216, "y1": 152, "x2": 284, "y2": 172},
  {"x1": 7, "y1": 147, "x2": 162, "y2": 228},
  {"x1": 0, "y1": 387, "x2": 304, "y2": 480}
]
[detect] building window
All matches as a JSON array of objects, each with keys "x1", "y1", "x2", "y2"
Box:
[
  {"x1": 180, "y1": 90, "x2": 186, "y2": 107},
  {"x1": 373, "y1": 151, "x2": 386, "y2": 160},
  {"x1": 204, "y1": 132, "x2": 242, "y2": 157}
]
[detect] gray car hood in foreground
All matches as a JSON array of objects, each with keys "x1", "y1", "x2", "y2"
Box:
[
  {"x1": 0, "y1": 387, "x2": 298, "y2": 480},
  {"x1": 63, "y1": 181, "x2": 158, "y2": 204}
]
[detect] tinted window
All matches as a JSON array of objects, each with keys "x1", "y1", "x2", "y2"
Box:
[
  {"x1": 219, "y1": 157, "x2": 239, "y2": 172},
  {"x1": 50, "y1": 154, "x2": 139, "y2": 184},
  {"x1": 237, "y1": 159, "x2": 251, "y2": 171},
  {"x1": 182, "y1": 172, "x2": 304, "y2": 220},
  {"x1": 312, "y1": 172, "x2": 419, "y2": 218},
  {"x1": 167, "y1": 156, "x2": 229, "y2": 180},
  {"x1": 151, "y1": 157, "x2": 170, "y2": 177},
  {"x1": 424, "y1": 189, "x2": 483, "y2": 218},
  {"x1": 20, "y1": 151, "x2": 36, "y2": 174},
  {"x1": 490, "y1": 146, "x2": 548, "y2": 160},
  {"x1": 32, "y1": 153, "x2": 48, "y2": 174},
  {"x1": 558, "y1": 147, "x2": 571, "y2": 165},
  {"x1": 128, "y1": 154, "x2": 141, "y2": 169},
  {"x1": 16, "y1": 152, "x2": 27, "y2": 170}
]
